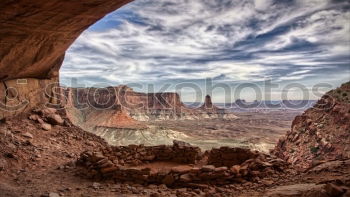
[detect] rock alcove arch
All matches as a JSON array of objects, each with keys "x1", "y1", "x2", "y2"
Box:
[{"x1": 0, "y1": 0, "x2": 132, "y2": 118}]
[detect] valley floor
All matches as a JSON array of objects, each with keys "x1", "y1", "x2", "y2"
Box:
[
  {"x1": 149, "y1": 110, "x2": 301, "y2": 152},
  {"x1": 84, "y1": 110, "x2": 302, "y2": 153}
]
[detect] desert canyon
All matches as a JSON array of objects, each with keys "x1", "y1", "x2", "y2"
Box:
[{"x1": 0, "y1": 1, "x2": 350, "y2": 197}]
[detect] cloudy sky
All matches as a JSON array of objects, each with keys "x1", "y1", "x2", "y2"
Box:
[{"x1": 60, "y1": 0, "x2": 350, "y2": 102}]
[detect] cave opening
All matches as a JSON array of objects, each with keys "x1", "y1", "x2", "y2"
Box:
[
  {"x1": 1, "y1": 0, "x2": 350, "y2": 194},
  {"x1": 57, "y1": 0, "x2": 350, "y2": 152}
]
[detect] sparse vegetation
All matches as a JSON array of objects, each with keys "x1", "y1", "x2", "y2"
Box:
[
  {"x1": 310, "y1": 146, "x2": 319, "y2": 154},
  {"x1": 299, "y1": 128, "x2": 306, "y2": 133},
  {"x1": 328, "y1": 82, "x2": 350, "y2": 103}
]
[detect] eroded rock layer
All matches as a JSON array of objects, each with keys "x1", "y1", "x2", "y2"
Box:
[
  {"x1": 274, "y1": 82, "x2": 350, "y2": 169},
  {"x1": 0, "y1": 78, "x2": 59, "y2": 119},
  {"x1": 0, "y1": 0, "x2": 132, "y2": 119},
  {"x1": 64, "y1": 86, "x2": 237, "y2": 124},
  {"x1": 0, "y1": 0, "x2": 131, "y2": 81}
]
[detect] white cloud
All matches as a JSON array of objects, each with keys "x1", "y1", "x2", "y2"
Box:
[{"x1": 61, "y1": 0, "x2": 350, "y2": 100}]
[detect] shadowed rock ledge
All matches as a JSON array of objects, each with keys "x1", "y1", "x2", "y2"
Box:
[
  {"x1": 0, "y1": 0, "x2": 132, "y2": 81},
  {"x1": 0, "y1": 0, "x2": 132, "y2": 118}
]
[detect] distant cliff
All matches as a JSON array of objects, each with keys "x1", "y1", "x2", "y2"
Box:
[{"x1": 63, "y1": 85, "x2": 237, "y2": 129}]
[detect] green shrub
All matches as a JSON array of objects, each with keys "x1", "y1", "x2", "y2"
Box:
[{"x1": 310, "y1": 146, "x2": 319, "y2": 154}]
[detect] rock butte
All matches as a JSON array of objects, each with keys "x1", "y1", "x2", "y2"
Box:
[{"x1": 63, "y1": 86, "x2": 237, "y2": 125}]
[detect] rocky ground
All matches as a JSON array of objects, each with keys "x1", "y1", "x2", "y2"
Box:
[
  {"x1": 274, "y1": 82, "x2": 350, "y2": 170},
  {"x1": 0, "y1": 108, "x2": 349, "y2": 197}
]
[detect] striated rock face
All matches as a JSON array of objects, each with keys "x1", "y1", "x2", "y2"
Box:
[
  {"x1": 0, "y1": 0, "x2": 131, "y2": 119},
  {"x1": 67, "y1": 85, "x2": 184, "y2": 114},
  {"x1": 0, "y1": 78, "x2": 60, "y2": 120},
  {"x1": 64, "y1": 86, "x2": 237, "y2": 122},
  {"x1": 61, "y1": 86, "x2": 237, "y2": 146},
  {"x1": 0, "y1": 0, "x2": 131, "y2": 81},
  {"x1": 96, "y1": 111, "x2": 147, "y2": 129},
  {"x1": 273, "y1": 82, "x2": 350, "y2": 169}
]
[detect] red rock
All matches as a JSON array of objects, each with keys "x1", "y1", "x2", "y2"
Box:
[
  {"x1": 29, "y1": 114, "x2": 40, "y2": 121},
  {"x1": 162, "y1": 174, "x2": 175, "y2": 186},
  {"x1": 274, "y1": 82, "x2": 350, "y2": 169},
  {"x1": 208, "y1": 147, "x2": 257, "y2": 167},
  {"x1": 41, "y1": 123, "x2": 52, "y2": 131},
  {"x1": 201, "y1": 95, "x2": 215, "y2": 109},
  {"x1": 47, "y1": 114, "x2": 64, "y2": 125},
  {"x1": 324, "y1": 183, "x2": 345, "y2": 196},
  {"x1": 239, "y1": 165, "x2": 249, "y2": 177},
  {"x1": 179, "y1": 174, "x2": 192, "y2": 182},
  {"x1": 41, "y1": 108, "x2": 57, "y2": 115},
  {"x1": 214, "y1": 167, "x2": 228, "y2": 172},
  {"x1": 96, "y1": 110, "x2": 148, "y2": 130},
  {"x1": 201, "y1": 165, "x2": 216, "y2": 172},
  {"x1": 230, "y1": 165, "x2": 240, "y2": 176},
  {"x1": 250, "y1": 170, "x2": 260, "y2": 177},
  {"x1": 38, "y1": 118, "x2": 45, "y2": 124},
  {"x1": 265, "y1": 183, "x2": 328, "y2": 197},
  {"x1": 171, "y1": 167, "x2": 190, "y2": 174},
  {"x1": 22, "y1": 132, "x2": 33, "y2": 139},
  {"x1": 100, "y1": 166, "x2": 119, "y2": 174},
  {"x1": 0, "y1": 1, "x2": 132, "y2": 81}
]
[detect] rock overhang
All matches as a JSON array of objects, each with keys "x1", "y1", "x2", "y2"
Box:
[{"x1": 0, "y1": 0, "x2": 132, "y2": 81}]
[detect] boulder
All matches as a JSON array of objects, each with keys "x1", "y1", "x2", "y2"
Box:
[
  {"x1": 29, "y1": 114, "x2": 40, "y2": 121},
  {"x1": 207, "y1": 147, "x2": 258, "y2": 167},
  {"x1": 179, "y1": 173, "x2": 192, "y2": 182},
  {"x1": 324, "y1": 183, "x2": 347, "y2": 197},
  {"x1": 47, "y1": 114, "x2": 64, "y2": 125},
  {"x1": 22, "y1": 132, "x2": 33, "y2": 139},
  {"x1": 173, "y1": 140, "x2": 192, "y2": 148},
  {"x1": 41, "y1": 123, "x2": 52, "y2": 131},
  {"x1": 162, "y1": 174, "x2": 175, "y2": 186},
  {"x1": 48, "y1": 192, "x2": 60, "y2": 197},
  {"x1": 265, "y1": 184, "x2": 328, "y2": 197},
  {"x1": 214, "y1": 167, "x2": 228, "y2": 172},
  {"x1": 230, "y1": 165, "x2": 240, "y2": 176},
  {"x1": 201, "y1": 165, "x2": 216, "y2": 172},
  {"x1": 41, "y1": 108, "x2": 57, "y2": 115}
]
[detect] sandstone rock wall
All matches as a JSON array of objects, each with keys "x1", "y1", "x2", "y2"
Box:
[
  {"x1": 108, "y1": 141, "x2": 202, "y2": 166},
  {"x1": 0, "y1": 78, "x2": 60, "y2": 120},
  {"x1": 67, "y1": 86, "x2": 184, "y2": 112},
  {"x1": 77, "y1": 141, "x2": 289, "y2": 186},
  {"x1": 64, "y1": 86, "x2": 237, "y2": 123},
  {"x1": 0, "y1": 0, "x2": 132, "y2": 119},
  {"x1": 0, "y1": 0, "x2": 131, "y2": 81},
  {"x1": 208, "y1": 147, "x2": 259, "y2": 167}
]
